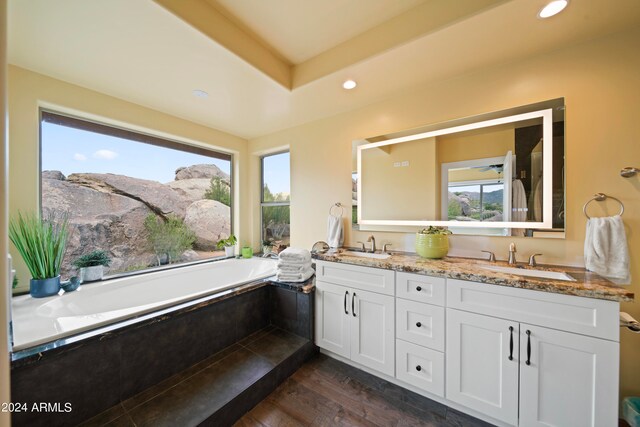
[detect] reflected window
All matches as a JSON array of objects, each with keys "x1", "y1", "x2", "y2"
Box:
[
  {"x1": 448, "y1": 183, "x2": 504, "y2": 221},
  {"x1": 261, "y1": 152, "x2": 290, "y2": 247}
]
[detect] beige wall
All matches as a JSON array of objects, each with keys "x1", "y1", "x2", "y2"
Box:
[
  {"x1": 361, "y1": 137, "x2": 437, "y2": 220},
  {"x1": 249, "y1": 27, "x2": 640, "y2": 400},
  {"x1": 1, "y1": 0, "x2": 12, "y2": 423},
  {"x1": 8, "y1": 66, "x2": 249, "y2": 293}
]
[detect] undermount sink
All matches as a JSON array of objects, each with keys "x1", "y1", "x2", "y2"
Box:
[
  {"x1": 480, "y1": 265, "x2": 576, "y2": 282},
  {"x1": 342, "y1": 251, "x2": 391, "y2": 260}
]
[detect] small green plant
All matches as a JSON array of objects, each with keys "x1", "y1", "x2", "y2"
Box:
[
  {"x1": 418, "y1": 226, "x2": 453, "y2": 235},
  {"x1": 216, "y1": 235, "x2": 237, "y2": 249},
  {"x1": 12, "y1": 275, "x2": 18, "y2": 289},
  {"x1": 9, "y1": 211, "x2": 70, "y2": 280},
  {"x1": 72, "y1": 250, "x2": 111, "y2": 268},
  {"x1": 144, "y1": 214, "x2": 196, "y2": 264},
  {"x1": 204, "y1": 177, "x2": 231, "y2": 207}
]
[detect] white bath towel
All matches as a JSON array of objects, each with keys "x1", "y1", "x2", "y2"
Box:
[
  {"x1": 277, "y1": 260, "x2": 311, "y2": 272},
  {"x1": 511, "y1": 179, "x2": 527, "y2": 237},
  {"x1": 327, "y1": 215, "x2": 344, "y2": 249},
  {"x1": 278, "y1": 247, "x2": 311, "y2": 263},
  {"x1": 584, "y1": 215, "x2": 631, "y2": 284},
  {"x1": 276, "y1": 267, "x2": 315, "y2": 283}
]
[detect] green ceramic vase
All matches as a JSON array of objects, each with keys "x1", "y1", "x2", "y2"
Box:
[{"x1": 415, "y1": 233, "x2": 449, "y2": 259}]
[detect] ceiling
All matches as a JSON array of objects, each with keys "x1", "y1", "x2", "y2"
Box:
[{"x1": 8, "y1": 0, "x2": 640, "y2": 139}]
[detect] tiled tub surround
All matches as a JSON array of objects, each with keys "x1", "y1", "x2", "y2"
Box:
[
  {"x1": 10, "y1": 279, "x2": 316, "y2": 426},
  {"x1": 12, "y1": 257, "x2": 278, "y2": 350},
  {"x1": 313, "y1": 252, "x2": 632, "y2": 427}
]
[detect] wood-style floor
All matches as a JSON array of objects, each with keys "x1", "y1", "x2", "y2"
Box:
[{"x1": 235, "y1": 354, "x2": 492, "y2": 427}]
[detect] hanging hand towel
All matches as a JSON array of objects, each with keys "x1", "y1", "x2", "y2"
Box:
[
  {"x1": 327, "y1": 215, "x2": 344, "y2": 249},
  {"x1": 584, "y1": 215, "x2": 631, "y2": 284}
]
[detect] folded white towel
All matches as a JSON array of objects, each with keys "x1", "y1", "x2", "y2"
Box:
[
  {"x1": 584, "y1": 215, "x2": 631, "y2": 284},
  {"x1": 327, "y1": 215, "x2": 344, "y2": 249},
  {"x1": 279, "y1": 247, "x2": 311, "y2": 263},
  {"x1": 276, "y1": 267, "x2": 315, "y2": 283},
  {"x1": 277, "y1": 259, "x2": 311, "y2": 269},
  {"x1": 276, "y1": 265, "x2": 311, "y2": 274}
]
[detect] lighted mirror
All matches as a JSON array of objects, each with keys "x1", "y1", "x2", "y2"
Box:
[{"x1": 353, "y1": 99, "x2": 565, "y2": 238}]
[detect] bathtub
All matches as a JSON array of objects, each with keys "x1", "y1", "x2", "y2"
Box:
[{"x1": 11, "y1": 257, "x2": 277, "y2": 351}]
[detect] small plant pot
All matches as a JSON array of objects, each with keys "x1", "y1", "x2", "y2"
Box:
[
  {"x1": 80, "y1": 265, "x2": 104, "y2": 282},
  {"x1": 30, "y1": 276, "x2": 61, "y2": 298},
  {"x1": 241, "y1": 247, "x2": 253, "y2": 258},
  {"x1": 224, "y1": 246, "x2": 235, "y2": 257},
  {"x1": 415, "y1": 233, "x2": 449, "y2": 259}
]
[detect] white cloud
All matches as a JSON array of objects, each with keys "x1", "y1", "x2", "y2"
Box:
[
  {"x1": 73, "y1": 153, "x2": 87, "y2": 161},
  {"x1": 93, "y1": 149, "x2": 118, "y2": 160}
]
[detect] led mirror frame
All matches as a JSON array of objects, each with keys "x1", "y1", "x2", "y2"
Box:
[{"x1": 356, "y1": 108, "x2": 553, "y2": 229}]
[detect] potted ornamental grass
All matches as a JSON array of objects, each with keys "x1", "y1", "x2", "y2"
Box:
[
  {"x1": 73, "y1": 250, "x2": 111, "y2": 282},
  {"x1": 216, "y1": 235, "x2": 237, "y2": 257},
  {"x1": 415, "y1": 226, "x2": 452, "y2": 259},
  {"x1": 9, "y1": 211, "x2": 70, "y2": 298}
]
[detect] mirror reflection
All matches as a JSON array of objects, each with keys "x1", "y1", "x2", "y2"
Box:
[{"x1": 354, "y1": 99, "x2": 565, "y2": 238}]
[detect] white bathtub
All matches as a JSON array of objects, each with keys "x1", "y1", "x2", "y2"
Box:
[{"x1": 11, "y1": 257, "x2": 277, "y2": 351}]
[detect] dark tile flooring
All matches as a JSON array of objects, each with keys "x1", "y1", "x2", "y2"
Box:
[
  {"x1": 79, "y1": 326, "x2": 308, "y2": 427},
  {"x1": 236, "y1": 354, "x2": 493, "y2": 427}
]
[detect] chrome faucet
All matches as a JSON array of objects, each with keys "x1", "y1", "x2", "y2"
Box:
[
  {"x1": 367, "y1": 235, "x2": 376, "y2": 253},
  {"x1": 508, "y1": 242, "x2": 517, "y2": 265}
]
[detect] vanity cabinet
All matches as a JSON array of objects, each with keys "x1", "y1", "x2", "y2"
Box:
[
  {"x1": 446, "y1": 279, "x2": 619, "y2": 427},
  {"x1": 315, "y1": 260, "x2": 622, "y2": 427},
  {"x1": 315, "y1": 263, "x2": 395, "y2": 376}
]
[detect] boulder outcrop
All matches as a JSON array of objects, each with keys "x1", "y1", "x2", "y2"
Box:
[
  {"x1": 183, "y1": 199, "x2": 231, "y2": 250},
  {"x1": 175, "y1": 164, "x2": 229, "y2": 181},
  {"x1": 68, "y1": 173, "x2": 191, "y2": 219},
  {"x1": 42, "y1": 178, "x2": 155, "y2": 277}
]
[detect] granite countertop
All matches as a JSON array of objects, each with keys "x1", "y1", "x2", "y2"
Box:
[{"x1": 314, "y1": 250, "x2": 633, "y2": 302}]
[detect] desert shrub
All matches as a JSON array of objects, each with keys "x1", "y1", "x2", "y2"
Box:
[
  {"x1": 144, "y1": 214, "x2": 196, "y2": 264},
  {"x1": 204, "y1": 177, "x2": 231, "y2": 207}
]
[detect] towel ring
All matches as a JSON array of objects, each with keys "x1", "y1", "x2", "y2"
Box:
[
  {"x1": 329, "y1": 202, "x2": 344, "y2": 217},
  {"x1": 583, "y1": 193, "x2": 624, "y2": 219}
]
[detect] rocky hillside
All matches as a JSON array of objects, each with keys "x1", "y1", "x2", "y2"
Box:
[{"x1": 42, "y1": 164, "x2": 231, "y2": 277}]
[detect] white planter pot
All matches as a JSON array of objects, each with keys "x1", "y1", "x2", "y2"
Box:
[
  {"x1": 224, "y1": 246, "x2": 235, "y2": 257},
  {"x1": 80, "y1": 265, "x2": 104, "y2": 282}
]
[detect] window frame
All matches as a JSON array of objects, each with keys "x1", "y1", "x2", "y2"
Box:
[
  {"x1": 260, "y1": 151, "x2": 290, "y2": 244},
  {"x1": 447, "y1": 179, "x2": 505, "y2": 222},
  {"x1": 38, "y1": 109, "x2": 235, "y2": 280}
]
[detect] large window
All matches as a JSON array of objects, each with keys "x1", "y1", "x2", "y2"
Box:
[
  {"x1": 40, "y1": 111, "x2": 233, "y2": 278},
  {"x1": 261, "y1": 152, "x2": 290, "y2": 247}
]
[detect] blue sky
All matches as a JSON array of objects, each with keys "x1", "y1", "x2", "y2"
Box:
[{"x1": 41, "y1": 122, "x2": 291, "y2": 194}]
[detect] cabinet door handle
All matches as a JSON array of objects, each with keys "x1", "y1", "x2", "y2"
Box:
[
  {"x1": 344, "y1": 291, "x2": 349, "y2": 315},
  {"x1": 508, "y1": 326, "x2": 514, "y2": 361},
  {"x1": 416, "y1": 322, "x2": 422, "y2": 328},
  {"x1": 416, "y1": 365, "x2": 422, "y2": 372},
  {"x1": 352, "y1": 293, "x2": 357, "y2": 317},
  {"x1": 526, "y1": 330, "x2": 531, "y2": 365},
  {"x1": 416, "y1": 286, "x2": 422, "y2": 292}
]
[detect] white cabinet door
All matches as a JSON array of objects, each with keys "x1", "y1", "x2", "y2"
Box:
[
  {"x1": 351, "y1": 288, "x2": 395, "y2": 376},
  {"x1": 315, "y1": 280, "x2": 350, "y2": 359},
  {"x1": 519, "y1": 324, "x2": 619, "y2": 427},
  {"x1": 446, "y1": 309, "x2": 519, "y2": 426}
]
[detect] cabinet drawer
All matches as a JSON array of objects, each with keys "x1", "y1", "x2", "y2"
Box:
[
  {"x1": 396, "y1": 339, "x2": 444, "y2": 397},
  {"x1": 396, "y1": 272, "x2": 445, "y2": 306},
  {"x1": 396, "y1": 299, "x2": 444, "y2": 351},
  {"x1": 447, "y1": 279, "x2": 619, "y2": 341},
  {"x1": 315, "y1": 260, "x2": 395, "y2": 296}
]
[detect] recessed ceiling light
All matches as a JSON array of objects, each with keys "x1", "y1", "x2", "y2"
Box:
[
  {"x1": 342, "y1": 80, "x2": 357, "y2": 90},
  {"x1": 538, "y1": 0, "x2": 568, "y2": 18},
  {"x1": 192, "y1": 89, "x2": 209, "y2": 98}
]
